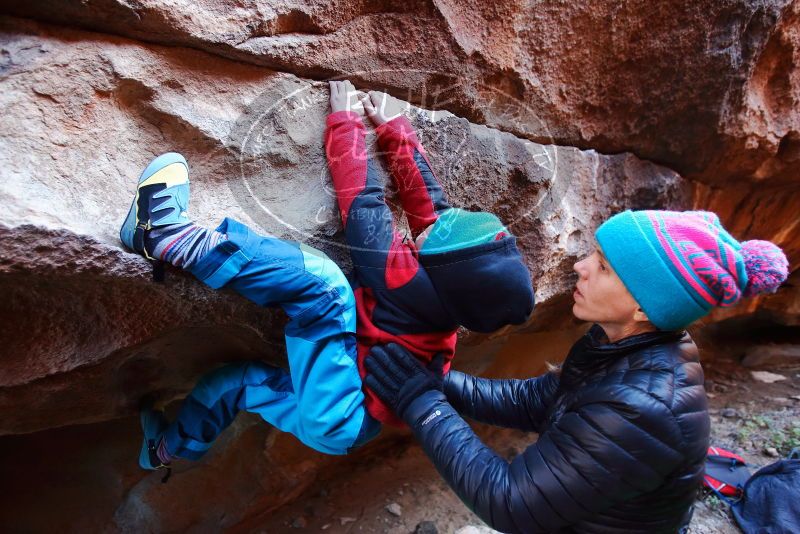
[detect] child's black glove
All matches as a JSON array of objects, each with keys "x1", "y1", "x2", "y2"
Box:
[{"x1": 364, "y1": 343, "x2": 446, "y2": 421}]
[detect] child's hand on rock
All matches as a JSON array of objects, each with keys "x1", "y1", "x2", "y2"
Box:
[
  {"x1": 328, "y1": 80, "x2": 362, "y2": 114},
  {"x1": 360, "y1": 91, "x2": 406, "y2": 126}
]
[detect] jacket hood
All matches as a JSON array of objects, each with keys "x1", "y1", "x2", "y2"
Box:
[{"x1": 418, "y1": 236, "x2": 535, "y2": 333}]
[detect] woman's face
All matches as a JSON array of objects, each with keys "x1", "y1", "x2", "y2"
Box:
[{"x1": 572, "y1": 247, "x2": 643, "y2": 325}]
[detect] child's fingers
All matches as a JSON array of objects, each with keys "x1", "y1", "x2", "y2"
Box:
[
  {"x1": 343, "y1": 81, "x2": 356, "y2": 102},
  {"x1": 369, "y1": 91, "x2": 387, "y2": 110},
  {"x1": 359, "y1": 93, "x2": 376, "y2": 116},
  {"x1": 331, "y1": 80, "x2": 351, "y2": 96}
]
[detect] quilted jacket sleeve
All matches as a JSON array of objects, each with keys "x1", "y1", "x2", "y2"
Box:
[
  {"x1": 442, "y1": 370, "x2": 560, "y2": 433},
  {"x1": 403, "y1": 385, "x2": 688, "y2": 533}
]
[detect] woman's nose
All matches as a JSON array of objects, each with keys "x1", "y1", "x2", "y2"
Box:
[{"x1": 574, "y1": 257, "x2": 588, "y2": 278}]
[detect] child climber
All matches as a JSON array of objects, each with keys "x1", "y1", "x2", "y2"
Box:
[
  {"x1": 122, "y1": 81, "x2": 534, "y2": 475},
  {"x1": 121, "y1": 152, "x2": 378, "y2": 476},
  {"x1": 325, "y1": 80, "x2": 535, "y2": 425}
]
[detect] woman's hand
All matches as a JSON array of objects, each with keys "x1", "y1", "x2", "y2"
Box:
[
  {"x1": 329, "y1": 80, "x2": 361, "y2": 113},
  {"x1": 359, "y1": 91, "x2": 406, "y2": 126},
  {"x1": 364, "y1": 343, "x2": 446, "y2": 420}
]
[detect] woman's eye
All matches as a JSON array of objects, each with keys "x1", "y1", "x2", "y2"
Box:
[{"x1": 599, "y1": 262, "x2": 606, "y2": 271}]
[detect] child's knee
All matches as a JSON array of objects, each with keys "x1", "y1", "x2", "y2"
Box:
[
  {"x1": 298, "y1": 408, "x2": 367, "y2": 454},
  {"x1": 296, "y1": 375, "x2": 367, "y2": 452},
  {"x1": 292, "y1": 246, "x2": 356, "y2": 335},
  {"x1": 300, "y1": 245, "x2": 354, "y2": 306},
  {"x1": 191, "y1": 361, "x2": 271, "y2": 408}
]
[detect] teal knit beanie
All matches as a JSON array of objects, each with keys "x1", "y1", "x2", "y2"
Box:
[
  {"x1": 595, "y1": 210, "x2": 789, "y2": 331},
  {"x1": 419, "y1": 208, "x2": 508, "y2": 254}
]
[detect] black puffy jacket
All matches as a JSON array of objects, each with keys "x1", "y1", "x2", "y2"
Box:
[{"x1": 403, "y1": 324, "x2": 710, "y2": 533}]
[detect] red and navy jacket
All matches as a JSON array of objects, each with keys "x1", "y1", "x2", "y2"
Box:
[{"x1": 325, "y1": 111, "x2": 460, "y2": 426}]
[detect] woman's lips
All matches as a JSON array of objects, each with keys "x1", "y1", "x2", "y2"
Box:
[{"x1": 573, "y1": 286, "x2": 583, "y2": 300}]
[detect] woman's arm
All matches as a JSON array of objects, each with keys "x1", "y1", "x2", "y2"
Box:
[
  {"x1": 365, "y1": 343, "x2": 686, "y2": 534},
  {"x1": 442, "y1": 370, "x2": 560, "y2": 432},
  {"x1": 403, "y1": 389, "x2": 682, "y2": 533}
]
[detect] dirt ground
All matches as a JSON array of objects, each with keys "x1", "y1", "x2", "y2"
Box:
[
  {"x1": 688, "y1": 353, "x2": 800, "y2": 534},
  {"x1": 249, "y1": 352, "x2": 800, "y2": 534}
]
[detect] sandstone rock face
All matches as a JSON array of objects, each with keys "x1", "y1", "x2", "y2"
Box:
[
  {"x1": 0, "y1": 16, "x2": 689, "y2": 434},
  {"x1": 4, "y1": 0, "x2": 799, "y2": 186},
  {"x1": 0, "y1": 1, "x2": 796, "y2": 531}
]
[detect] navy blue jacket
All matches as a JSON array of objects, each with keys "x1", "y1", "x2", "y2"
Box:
[{"x1": 404, "y1": 324, "x2": 710, "y2": 533}]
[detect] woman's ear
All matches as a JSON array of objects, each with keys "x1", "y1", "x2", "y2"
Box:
[{"x1": 633, "y1": 307, "x2": 650, "y2": 323}]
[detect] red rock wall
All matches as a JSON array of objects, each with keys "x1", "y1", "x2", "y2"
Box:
[{"x1": 0, "y1": 1, "x2": 798, "y2": 530}]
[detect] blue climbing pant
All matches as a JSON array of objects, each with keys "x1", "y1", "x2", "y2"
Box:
[{"x1": 162, "y1": 217, "x2": 380, "y2": 458}]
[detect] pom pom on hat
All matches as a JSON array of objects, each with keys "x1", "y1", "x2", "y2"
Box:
[{"x1": 741, "y1": 239, "x2": 790, "y2": 297}]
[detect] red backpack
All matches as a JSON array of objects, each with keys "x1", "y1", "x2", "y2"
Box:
[{"x1": 704, "y1": 446, "x2": 752, "y2": 501}]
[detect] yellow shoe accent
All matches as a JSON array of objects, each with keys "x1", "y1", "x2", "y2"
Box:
[{"x1": 138, "y1": 163, "x2": 189, "y2": 189}]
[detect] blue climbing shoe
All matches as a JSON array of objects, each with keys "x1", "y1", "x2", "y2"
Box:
[
  {"x1": 138, "y1": 406, "x2": 170, "y2": 475},
  {"x1": 120, "y1": 152, "x2": 191, "y2": 260}
]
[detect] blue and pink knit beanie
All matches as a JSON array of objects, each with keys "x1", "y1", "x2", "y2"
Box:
[{"x1": 595, "y1": 210, "x2": 789, "y2": 331}]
